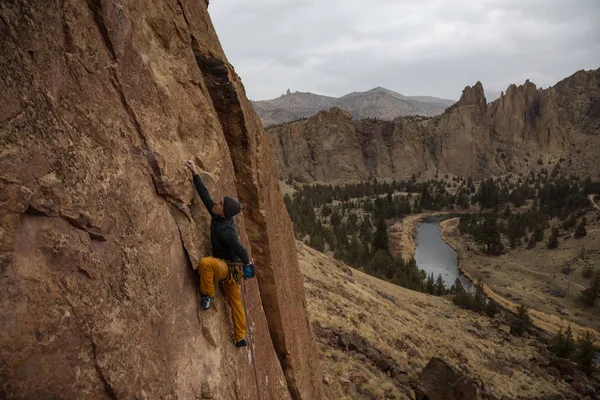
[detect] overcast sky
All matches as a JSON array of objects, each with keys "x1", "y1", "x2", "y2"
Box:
[{"x1": 210, "y1": 0, "x2": 600, "y2": 101}]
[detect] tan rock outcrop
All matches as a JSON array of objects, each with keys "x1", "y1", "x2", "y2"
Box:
[
  {"x1": 268, "y1": 69, "x2": 600, "y2": 182},
  {"x1": 0, "y1": 1, "x2": 321, "y2": 399}
]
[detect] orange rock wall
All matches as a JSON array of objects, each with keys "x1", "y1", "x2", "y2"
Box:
[{"x1": 0, "y1": 1, "x2": 322, "y2": 399}]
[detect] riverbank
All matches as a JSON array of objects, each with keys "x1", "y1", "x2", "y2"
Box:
[
  {"x1": 441, "y1": 218, "x2": 600, "y2": 338},
  {"x1": 388, "y1": 211, "x2": 471, "y2": 261}
]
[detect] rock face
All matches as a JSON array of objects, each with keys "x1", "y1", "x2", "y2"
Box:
[
  {"x1": 268, "y1": 69, "x2": 600, "y2": 182},
  {"x1": 253, "y1": 87, "x2": 455, "y2": 127},
  {"x1": 416, "y1": 357, "x2": 477, "y2": 400},
  {"x1": 0, "y1": 1, "x2": 322, "y2": 399}
]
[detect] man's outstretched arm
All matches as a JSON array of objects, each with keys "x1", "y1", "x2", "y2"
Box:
[{"x1": 186, "y1": 160, "x2": 216, "y2": 214}]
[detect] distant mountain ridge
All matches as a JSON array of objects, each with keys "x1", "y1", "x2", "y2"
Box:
[{"x1": 252, "y1": 87, "x2": 456, "y2": 126}]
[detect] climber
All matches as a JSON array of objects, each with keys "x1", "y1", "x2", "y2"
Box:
[{"x1": 185, "y1": 160, "x2": 256, "y2": 348}]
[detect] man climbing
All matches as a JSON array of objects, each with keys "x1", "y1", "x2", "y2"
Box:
[{"x1": 185, "y1": 160, "x2": 255, "y2": 348}]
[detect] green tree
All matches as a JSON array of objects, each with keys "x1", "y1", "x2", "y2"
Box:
[
  {"x1": 475, "y1": 216, "x2": 504, "y2": 255},
  {"x1": 321, "y1": 204, "x2": 332, "y2": 218},
  {"x1": 367, "y1": 249, "x2": 393, "y2": 277},
  {"x1": 561, "y1": 214, "x2": 577, "y2": 230},
  {"x1": 574, "y1": 217, "x2": 587, "y2": 238},
  {"x1": 485, "y1": 300, "x2": 499, "y2": 318},
  {"x1": 551, "y1": 325, "x2": 575, "y2": 358},
  {"x1": 473, "y1": 280, "x2": 487, "y2": 313},
  {"x1": 372, "y1": 217, "x2": 389, "y2": 252},
  {"x1": 330, "y1": 209, "x2": 341, "y2": 227},
  {"x1": 579, "y1": 271, "x2": 600, "y2": 307},
  {"x1": 434, "y1": 274, "x2": 446, "y2": 296},
  {"x1": 547, "y1": 227, "x2": 559, "y2": 249},
  {"x1": 308, "y1": 233, "x2": 325, "y2": 252},
  {"x1": 510, "y1": 304, "x2": 532, "y2": 336},
  {"x1": 575, "y1": 331, "x2": 597, "y2": 376},
  {"x1": 426, "y1": 273, "x2": 435, "y2": 294}
]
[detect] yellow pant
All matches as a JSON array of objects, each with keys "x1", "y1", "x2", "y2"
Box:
[{"x1": 198, "y1": 257, "x2": 246, "y2": 342}]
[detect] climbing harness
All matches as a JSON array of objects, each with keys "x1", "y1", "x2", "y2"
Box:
[
  {"x1": 226, "y1": 261, "x2": 244, "y2": 284},
  {"x1": 240, "y1": 280, "x2": 263, "y2": 400}
]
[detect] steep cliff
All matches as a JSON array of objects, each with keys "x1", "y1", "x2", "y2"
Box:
[
  {"x1": 268, "y1": 69, "x2": 600, "y2": 182},
  {"x1": 0, "y1": 1, "x2": 322, "y2": 399}
]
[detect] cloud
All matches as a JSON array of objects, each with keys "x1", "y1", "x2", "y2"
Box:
[{"x1": 210, "y1": 0, "x2": 600, "y2": 100}]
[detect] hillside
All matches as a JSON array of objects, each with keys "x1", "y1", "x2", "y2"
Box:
[
  {"x1": 0, "y1": 1, "x2": 321, "y2": 399},
  {"x1": 253, "y1": 87, "x2": 455, "y2": 126},
  {"x1": 298, "y1": 242, "x2": 598, "y2": 399},
  {"x1": 267, "y1": 69, "x2": 600, "y2": 183}
]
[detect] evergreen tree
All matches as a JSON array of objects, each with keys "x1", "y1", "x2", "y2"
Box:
[
  {"x1": 510, "y1": 304, "x2": 532, "y2": 336},
  {"x1": 575, "y1": 331, "x2": 597, "y2": 376},
  {"x1": 434, "y1": 274, "x2": 446, "y2": 296},
  {"x1": 579, "y1": 271, "x2": 600, "y2": 307},
  {"x1": 449, "y1": 278, "x2": 464, "y2": 294},
  {"x1": 574, "y1": 217, "x2": 587, "y2": 238},
  {"x1": 547, "y1": 227, "x2": 559, "y2": 249},
  {"x1": 561, "y1": 214, "x2": 577, "y2": 230},
  {"x1": 372, "y1": 217, "x2": 389, "y2": 251},
  {"x1": 321, "y1": 204, "x2": 332, "y2": 217},
  {"x1": 485, "y1": 300, "x2": 499, "y2": 318},
  {"x1": 551, "y1": 325, "x2": 575, "y2": 358},
  {"x1": 473, "y1": 280, "x2": 486, "y2": 313},
  {"x1": 367, "y1": 249, "x2": 393, "y2": 277},
  {"x1": 475, "y1": 216, "x2": 504, "y2": 255},
  {"x1": 532, "y1": 226, "x2": 544, "y2": 242},
  {"x1": 330, "y1": 209, "x2": 341, "y2": 227},
  {"x1": 308, "y1": 233, "x2": 325, "y2": 252},
  {"x1": 426, "y1": 273, "x2": 435, "y2": 294}
]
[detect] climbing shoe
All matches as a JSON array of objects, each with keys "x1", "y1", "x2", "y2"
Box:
[
  {"x1": 235, "y1": 338, "x2": 247, "y2": 348},
  {"x1": 200, "y1": 295, "x2": 212, "y2": 310}
]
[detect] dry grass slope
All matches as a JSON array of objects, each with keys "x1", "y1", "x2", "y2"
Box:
[{"x1": 298, "y1": 242, "x2": 584, "y2": 399}]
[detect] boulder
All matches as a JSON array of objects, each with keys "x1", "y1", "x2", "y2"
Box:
[
  {"x1": 549, "y1": 358, "x2": 576, "y2": 376},
  {"x1": 416, "y1": 357, "x2": 478, "y2": 400},
  {"x1": 376, "y1": 357, "x2": 392, "y2": 372},
  {"x1": 348, "y1": 333, "x2": 365, "y2": 351}
]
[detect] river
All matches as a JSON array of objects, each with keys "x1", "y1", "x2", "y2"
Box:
[
  {"x1": 413, "y1": 216, "x2": 600, "y2": 363},
  {"x1": 414, "y1": 217, "x2": 473, "y2": 291}
]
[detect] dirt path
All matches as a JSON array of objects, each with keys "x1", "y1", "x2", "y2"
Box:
[
  {"x1": 589, "y1": 194, "x2": 600, "y2": 211},
  {"x1": 387, "y1": 214, "x2": 423, "y2": 261},
  {"x1": 503, "y1": 254, "x2": 586, "y2": 290}
]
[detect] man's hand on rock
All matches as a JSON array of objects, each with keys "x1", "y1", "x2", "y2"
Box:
[{"x1": 185, "y1": 160, "x2": 198, "y2": 175}]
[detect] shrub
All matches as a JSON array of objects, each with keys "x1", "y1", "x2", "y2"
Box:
[
  {"x1": 485, "y1": 300, "x2": 499, "y2": 318},
  {"x1": 582, "y1": 266, "x2": 594, "y2": 279}
]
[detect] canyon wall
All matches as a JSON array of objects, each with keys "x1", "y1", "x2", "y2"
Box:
[{"x1": 268, "y1": 69, "x2": 600, "y2": 182}]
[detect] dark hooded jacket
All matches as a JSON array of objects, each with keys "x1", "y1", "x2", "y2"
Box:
[{"x1": 193, "y1": 174, "x2": 250, "y2": 265}]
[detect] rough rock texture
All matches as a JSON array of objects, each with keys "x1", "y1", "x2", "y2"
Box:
[
  {"x1": 268, "y1": 70, "x2": 600, "y2": 182},
  {"x1": 253, "y1": 87, "x2": 455, "y2": 127},
  {"x1": 416, "y1": 357, "x2": 477, "y2": 400},
  {"x1": 0, "y1": 1, "x2": 322, "y2": 399}
]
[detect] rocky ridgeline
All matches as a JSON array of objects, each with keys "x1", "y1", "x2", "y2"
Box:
[
  {"x1": 253, "y1": 87, "x2": 455, "y2": 127},
  {"x1": 267, "y1": 69, "x2": 600, "y2": 182},
  {"x1": 0, "y1": 1, "x2": 321, "y2": 399}
]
